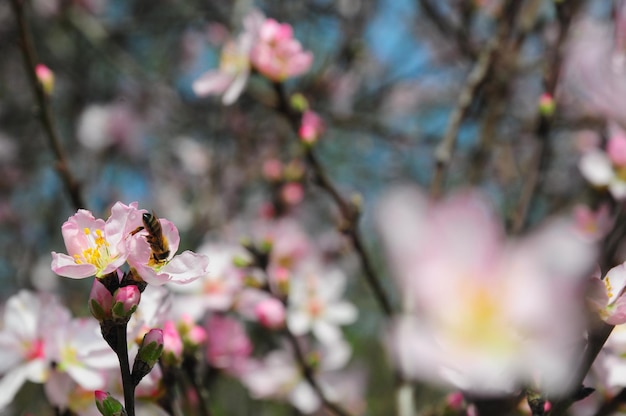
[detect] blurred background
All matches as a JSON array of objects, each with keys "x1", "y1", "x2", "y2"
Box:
[{"x1": 0, "y1": 0, "x2": 621, "y2": 414}]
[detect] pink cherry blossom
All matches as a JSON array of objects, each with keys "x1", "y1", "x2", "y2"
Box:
[
  {"x1": 0, "y1": 291, "x2": 70, "y2": 410},
  {"x1": 127, "y1": 216, "x2": 209, "y2": 286},
  {"x1": 588, "y1": 263, "x2": 626, "y2": 325},
  {"x1": 579, "y1": 126, "x2": 626, "y2": 199},
  {"x1": 255, "y1": 297, "x2": 286, "y2": 329},
  {"x1": 51, "y1": 202, "x2": 141, "y2": 279},
  {"x1": 168, "y1": 243, "x2": 247, "y2": 319},
  {"x1": 250, "y1": 18, "x2": 313, "y2": 82},
  {"x1": 193, "y1": 9, "x2": 264, "y2": 105},
  {"x1": 378, "y1": 187, "x2": 596, "y2": 395},
  {"x1": 204, "y1": 314, "x2": 252, "y2": 376},
  {"x1": 286, "y1": 264, "x2": 358, "y2": 344},
  {"x1": 573, "y1": 204, "x2": 612, "y2": 241},
  {"x1": 162, "y1": 320, "x2": 183, "y2": 363},
  {"x1": 45, "y1": 317, "x2": 118, "y2": 390},
  {"x1": 241, "y1": 339, "x2": 352, "y2": 414}
]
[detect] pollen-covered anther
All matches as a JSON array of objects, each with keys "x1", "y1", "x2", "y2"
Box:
[{"x1": 605, "y1": 277, "x2": 614, "y2": 299}]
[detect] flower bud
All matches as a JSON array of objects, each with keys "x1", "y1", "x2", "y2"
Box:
[
  {"x1": 89, "y1": 279, "x2": 113, "y2": 322},
  {"x1": 94, "y1": 391, "x2": 126, "y2": 416},
  {"x1": 280, "y1": 182, "x2": 304, "y2": 206},
  {"x1": 132, "y1": 328, "x2": 163, "y2": 386},
  {"x1": 162, "y1": 320, "x2": 184, "y2": 367},
  {"x1": 290, "y1": 92, "x2": 309, "y2": 112},
  {"x1": 254, "y1": 297, "x2": 286, "y2": 329},
  {"x1": 298, "y1": 110, "x2": 324, "y2": 145},
  {"x1": 179, "y1": 314, "x2": 207, "y2": 349},
  {"x1": 35, "y1": 64, "x2": 54, "y2": 96},
  {"x1": 262, "y1": 158, "x2": 283, "y2": 181},
  {"x1": 112, "y1": 286, "x2": 141, "y2": 322},
  {"x1": 538, "y1": 93, "x2": 555, "y2": 117}
]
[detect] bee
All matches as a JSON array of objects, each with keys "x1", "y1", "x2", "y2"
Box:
[{"x1": 130, "y1": 211, "x2": 170, "y2": 265}]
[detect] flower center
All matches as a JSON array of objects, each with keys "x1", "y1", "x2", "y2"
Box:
[
  {"x1": 73, "y1": 228, "x2": 112, "y2": 272},
  {"x1": 25, "y1": 338, "x2": 45, "y2": 360}
]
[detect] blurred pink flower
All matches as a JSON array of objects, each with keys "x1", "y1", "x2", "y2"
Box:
[
  {"x1": 51, "y1": 202, "x2": 141, "y2": 279},
  {"x1": 241, "y1": 339, "x2": 352, "y2": 414},
  {"x1": 0, "y1": 291, "x2": 70, "y2": 410},
  {"x1": 162, "y1": 320, "x2": 184, "y2": 364},
  {"x1": 250, "y1": 18, "x2": 313, "y2": 82},
  {"x1": 298, "y1": 110, "x2": 325, "y2": 144},
  {"x1": 193, "y1": 9, "x2": 264, "y2": 105},
  {"x1": 169, "y1": 243, "x2": 248, "y2": 319},
  {"x1": 573, "y1": 204, "x2": 612, "y2": 241},
  {"x1": 45, "y1": 317, "x2": 118, "y2": 390},
  {"x1": 280, "y1": 182, "x2": 304, "y2": 205},
  {"x1": 255, "y1": 297, "x2": 286, "y2": 329},
  {"x1": 378, "y1": 187, "x2": 595, "y2": 395},
  {"x1": 579, "y1": 124, "x2": 626, "y2": 200},
  {"x1": 205, "y1": 314, "x2": 252, "y2": 376},
  {"x1": 287, "y1": 264, "x2": 358, "y2": 344}
]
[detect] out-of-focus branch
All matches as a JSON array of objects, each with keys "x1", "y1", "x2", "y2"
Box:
[
  {"x1": 429, "y1": 0, "x2": 524, "y2": 198},
  {"x1": 417, "y1": 0, "x2": 477, "y2": 59},
  {"x1": 429, "y1": 38, "x2": 497, "y2": 198},
  {"x1": 510, "y1": 0, "x2": 582, "y2": 234},
  {"x1": 284, "y1": 330, "x2": 353, "y2": 416},
  {"x1": 272, "y1": 82, "x2": 394, "y2": 319},
  {"x1": 10, "y1": 0, "x2": 85, "y2": 211}
]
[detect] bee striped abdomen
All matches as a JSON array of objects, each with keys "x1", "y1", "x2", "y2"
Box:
[{"x1": 142, "y1": 212, "x2": 170, "y2": 264}]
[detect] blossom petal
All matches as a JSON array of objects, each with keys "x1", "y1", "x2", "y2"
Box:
[
  {"x1": 51, "y1": 252, "x2": 97, "y2": 279},
  {"x1": 606, "y1": 263, "x2": 626, "y2": 305},
  {"x1": 579, "y1": 150, "x2": 613, "y2": 186}
]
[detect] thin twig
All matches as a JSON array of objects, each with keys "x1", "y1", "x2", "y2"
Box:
[
  {"x1": 284, "y1": 330, "x2": 353, "y2": 416},
  {"x1": 10, "y1": 0, "x2": 85, "y2": 211},
  {"x1": 272, "y1": 82, "x2": 394, "y2": 318},
  {"x1": 511, "y1": 0, "x2": 582, "y2": 234},
  {"x1": 417, "y1": 0, "x2": 477, "y2": 59},
  {"x1": 429, "y1": 38, "x2": 497, "y2": 198}
]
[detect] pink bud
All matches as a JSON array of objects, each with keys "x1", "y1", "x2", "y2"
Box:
[
  {"x1": 89, "y1": 279, "x2": 113, "y2": 321},
  {"x1": 144, "y1": 328, "x2": 164, "y2": 346},
  {"x1": 179, "y1": 314, "x2": 208, "y2": 346},
  {"x1": 298, "y1": 110, "x2": 325, "y2": 144},
  {"x1": 538, "y1": 92, "x2": 555, "y2": 116},
  {"x1": 163, "y1": 320, "x2": 184, "y2": 362},
  {"x1": 35, "y1": 64, "x2": 54, "y2": 95},
  {"x1": 446, "y1": 391, "x2": 464, "y2": 410},
  {"x1": 94, "y1": 390, "x2": 108, "y2": 402},
  {"x1": 543, "y1": 401, "x2": 552, "y2": 412},
  {"x1": 608, "y1": 134, "x2": 626, "y2": 167},
  {"x1": 112, "y1": 285, "x2": 141, "y2": 320},
  {"x1": 254, "y1": 297, "x2": 286, "y2": 329},
  {"x1": 262, "y1": 158, "x2": 283, "y2": 181},
  {"x1": 280, "y1": 182, "x2": 304, "y2": 205}
]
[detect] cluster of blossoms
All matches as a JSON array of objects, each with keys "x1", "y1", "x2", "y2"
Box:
[
  {"x1": 0, "y1": 289, "x2": 166, "y2": 415},
  {"x1": 192, "y1": 8, "x2": 313, "y2": 105},
  {"x1": 0, "y1": 199, "x2": 363, "y2": 415},
  {"x1": 167, "y1": 215, "x2": 363, "y2": 413}
]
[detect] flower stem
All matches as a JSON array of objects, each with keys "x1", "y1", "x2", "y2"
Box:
[{"x1": 115, "y1": 324, "x2": 135, "y2": 416}]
